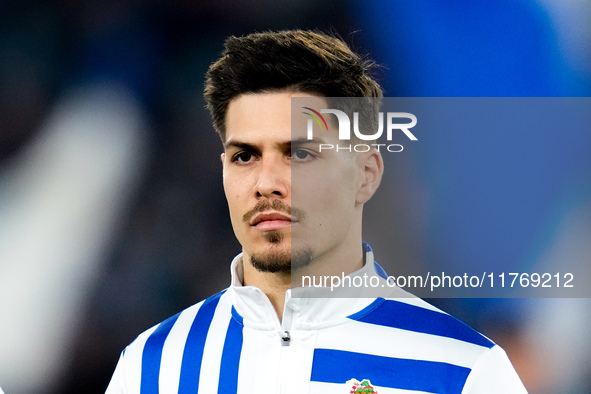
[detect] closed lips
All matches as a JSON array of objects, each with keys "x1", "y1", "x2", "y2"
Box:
[{"x1": 250, "y1": 212, "x2": 292, "y2": 226}]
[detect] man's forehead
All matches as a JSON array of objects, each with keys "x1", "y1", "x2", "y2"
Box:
[{"x1": 225, "y1": 91, "x2": 331, "y2": 144}]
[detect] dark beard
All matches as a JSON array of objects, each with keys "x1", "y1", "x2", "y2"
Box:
[{"x1": 250, "y1": 247, "x2": 313, "y2": 273}]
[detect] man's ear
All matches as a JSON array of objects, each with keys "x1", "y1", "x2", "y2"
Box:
[{"x1": 356, "y1": 149, "x2": 384, "y2": 205}]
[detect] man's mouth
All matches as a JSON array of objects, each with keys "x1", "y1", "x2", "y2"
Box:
[{"x1": 250, "y1": 212, "x2": 293, "y2": 231}]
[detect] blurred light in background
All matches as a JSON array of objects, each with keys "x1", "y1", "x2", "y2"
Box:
[{"x1": 0, "y1": 84, "x2": 149, "y2": 392}]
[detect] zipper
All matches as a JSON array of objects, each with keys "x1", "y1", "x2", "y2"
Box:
[
  {"x1": 280, "y1": 330, "x2": 291, "y2": 346},
  {"x1": 279, "y1": 290, "x2": 295, "y2": 346}
]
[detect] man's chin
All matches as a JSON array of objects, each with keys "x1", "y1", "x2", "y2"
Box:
[
  {"x1": 261, "y1": 229, "x2": 284, "y2": 244},
  {"x1": 249, "y1": 246, "x2": 313, "y2": 274}
]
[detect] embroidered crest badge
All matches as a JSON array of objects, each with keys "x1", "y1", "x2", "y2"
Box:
[{"x1": 347, "y1": 378, "x2": 379, "y2": 394}]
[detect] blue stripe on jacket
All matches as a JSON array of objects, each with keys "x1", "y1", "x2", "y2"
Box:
[
  {"x1": 178, "y1": 291, "x2": 225, "y2": 392},
  {"x1": 217, "y1": 306, "x2": 244, "y2": 393},
  {"x1": 348, "y1": 298, "x2": 494, "y2": 348},
  {"x1": 311, "y1": 349, "x2": 471, "y2": 393}
]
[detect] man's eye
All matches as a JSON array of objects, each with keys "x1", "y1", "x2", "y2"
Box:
[
  {"x1": 291, "y1": 149, "x2": 315, "y2": 162},
  {"x1": 233, "y1": 152, "x2": 254, "y2": 163}
]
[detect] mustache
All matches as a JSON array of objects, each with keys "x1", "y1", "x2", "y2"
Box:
[{"x1": 242, "y1": 199, "x2": 305, "y2": 223}]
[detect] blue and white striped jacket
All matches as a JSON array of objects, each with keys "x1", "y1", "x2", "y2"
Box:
[{"x1": 106, "y1": 244, "x2": 527, "y2": 393}]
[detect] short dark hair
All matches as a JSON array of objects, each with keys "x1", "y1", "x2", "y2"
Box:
[{"x1": 204, "y1": 30, "x2": 383, "y2": 141}]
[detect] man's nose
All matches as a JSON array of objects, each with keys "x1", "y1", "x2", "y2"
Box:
[{"x1": 255, "y1": 157, "x2": 289, "y2": 198}]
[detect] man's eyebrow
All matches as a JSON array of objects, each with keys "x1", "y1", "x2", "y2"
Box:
[
  {"x1": 225, "y1": 138, "x2": 326, "y2": 151},
  {"x1": 290, "y1": 138, "x2": 326, "y2": 147},
  {"x1": 224, "y1": 140, "x2": 259, "y2": 151}
]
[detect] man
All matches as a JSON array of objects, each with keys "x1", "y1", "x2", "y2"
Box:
[{"x1": 106, "y1": 30, "x2": 527, "y2": 393}]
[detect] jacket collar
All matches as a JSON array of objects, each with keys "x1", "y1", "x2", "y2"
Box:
[{"x1": 227, "y1": 243, "x2": 402, "y2": 330}]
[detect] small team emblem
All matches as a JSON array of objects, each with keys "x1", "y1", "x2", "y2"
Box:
[{"x1": 347, "y1": 378, "x2": 378, "y2": 394}]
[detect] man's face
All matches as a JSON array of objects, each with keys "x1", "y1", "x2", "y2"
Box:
[{"x1": 222, "y1": 92, "x2": 364, "y2": 274}]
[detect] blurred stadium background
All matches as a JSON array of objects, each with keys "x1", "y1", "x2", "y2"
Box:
[{"x1": 0, "y1": 1, "x2": 590, "y2": 393}]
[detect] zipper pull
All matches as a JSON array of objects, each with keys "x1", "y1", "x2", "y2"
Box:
[{"x1": 281, "y1": 330, "x2": 291, "y2": 346}]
